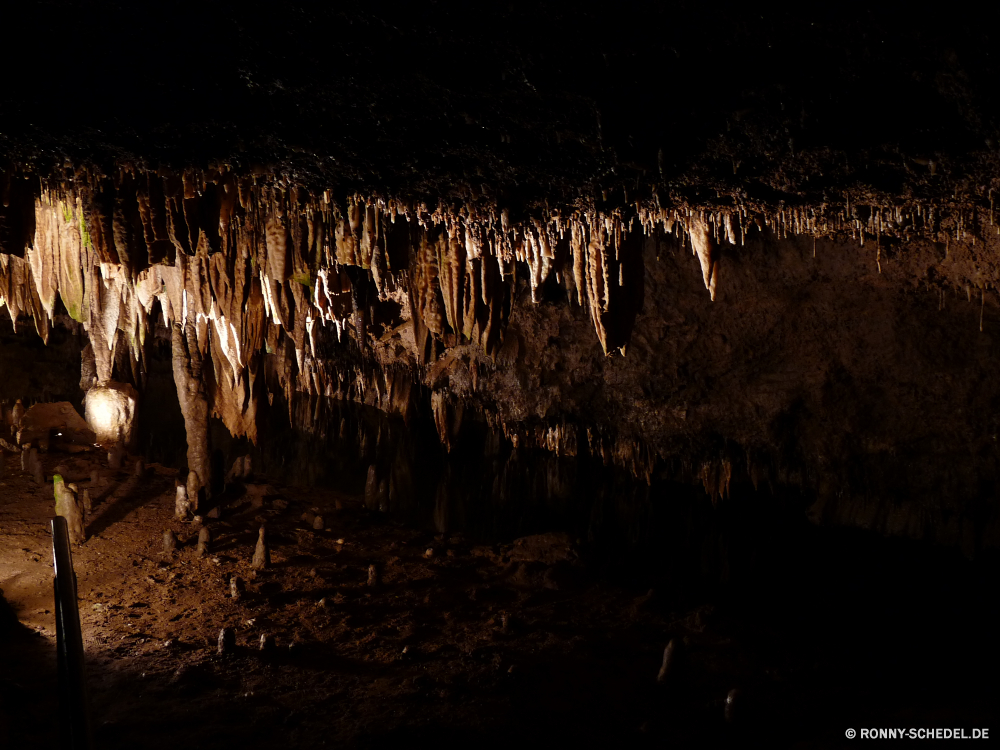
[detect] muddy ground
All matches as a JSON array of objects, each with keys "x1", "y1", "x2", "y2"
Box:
[{"x1": 0, "y1": 442, "x2": 996, "y2": 748}]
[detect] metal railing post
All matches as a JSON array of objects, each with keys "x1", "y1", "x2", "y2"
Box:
[{"x1": 51, "y1": 516, "x2": 93, "y2": 749}]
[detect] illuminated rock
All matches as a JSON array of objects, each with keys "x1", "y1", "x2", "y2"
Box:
[{"x1": 84, "y1": 382, "x2": 138, "y2": 449}]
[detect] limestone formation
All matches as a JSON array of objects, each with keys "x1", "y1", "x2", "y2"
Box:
[
  {"x1": 312, "y1": 515, "x2": 324, "y2": 531},
  {"x1": 364, "y1": 464, "x2": 378, "y2": 510},
  {"x1": 0, "y1": 157, "x2": 997, "y2": 554},
  {"x1": 17, "y1": 402, "x2": 95, "y2": 448},
  {"x1": 657, "y1": 638, "x2": 684, "y2": 684},
  {"x1": 251, "y1": 526, "x2": 270, "y2": 570},
  {"x1": 174, "y1": 485, "x2": 191, "y2": 520},
  {"x1": 29, "y1": 448, "x2": 43, "y2": 485},
  {"x1": 367, "y1": 564, "x2": 378, "y2": 587},
  {"x1": 108, "y1": 445, "x2": 124, "y2": 470},
  {"x1": 172, "y1": 321, "x2": 212, "y2": 511},
  {"x1": 196, "y1": 527, "x2": 211, "y2": 556},
  {"x1": 259, "y1": 633, "x2": 275, "y2": 651},
  {"x1": 217, "y1": 627, "x2": 235, "y2": 655},
  {"x1": 162, "y1": 529, "x2": 177, "y2": 554},
  {"x1": 53, "y1": 474, "x2": 86, "y2": 544},
  {"x1": 11, "y1": 400, "x2": 24, "y2": 430},
  {"x1": 724, "y1": 688, "x2": 740, "y2": 724},
  {"x1": 229, "y1": 576, "x2": 243, "y2": 601}
]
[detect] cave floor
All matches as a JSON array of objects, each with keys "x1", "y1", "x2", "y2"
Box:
[{"x1": 0, "y1": 447, "x2": 997, "y2": 748}]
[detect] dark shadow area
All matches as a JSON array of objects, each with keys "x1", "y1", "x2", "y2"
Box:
[{"x1": 0, "y1": 591, "x2": 59, "y2": 746}]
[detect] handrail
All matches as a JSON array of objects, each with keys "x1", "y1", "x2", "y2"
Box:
[{"x1": 51, "y1": 516, "x2": 93, "y2": 749}]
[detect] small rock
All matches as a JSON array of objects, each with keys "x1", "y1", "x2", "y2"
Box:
[
  {"x1": 196, "y1": 527, "x2": 211, "y2": 557},
  {"x1": 300, "y1": 510, "x2": 316, "y2": 525},
  {"x1": 217, "y1": 627, "x2": 235, "y2": 655},
  {"x1": 90, "y1": 469, "x2": 100, "y2": 485},
  {"x1": 259, "y1": 633, "x2": 275, "y2": 651},
  {"x1": 312, "y1": 515, "x2": 324, "y2": 531},
  {"x1": 367, "y1": 564, "x2": 378, "y2": 587},
  {"x1": 251, "y1": 526, "x2": 270, "y2": 570},
  {"x1": 206, "y1": 506, "x2": 221, "y2": 519},
  {"x1": 317, "y1": 597, "x2": 328, "y2": 608},
  {"x1": 162, "y1": 529, "x2": 178, "y2": 554},
  {"x1": 133, "y1": 459, "x2": 145, "y2": 477},
  {"x1": 424, "y1": 548, "x2": 434, "y2": 558}
]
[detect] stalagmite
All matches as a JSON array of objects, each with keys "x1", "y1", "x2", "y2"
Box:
[
  {"x1": 163, "y1": 529, "x2": 177, "y2": 553},
  {"x1": 724, "y1": 688, "x2": 741, "y2": 724},
  {"x1": 251, "y1": 525, "x2": 270, "y2": 569},
  {"x1": 186, "y1": 471, "x2": 203, "y2": 513},
  {"x1": 53, "y1": 474, "x2": 86, "y2": 544},
  {"x1": 196, "y1": 526, "x2": 211, "y2": 556},
  {"x1": 174, "y1": 484, "x2": 191, "y2": 520},
  {"x1": 656, "y1": 638, "x2": 684, "y2": 684},
  {"x1": 29, "y1": 448, "x2": 43, "y2": 485},
  {"x1": 230, "y1": 576, "x2": 243, "y2": 601},
  {"x1": 172, "y1": 321, "x2": 211, "y2": 509},
  {"x1": 259, "y1": 633, "x2": 275, "y2": 651},
  {"x1": 108, "y1": 445, "x2": 124, "y2": 470},
  {"x1": 81, "y1": 489, "x2": 92, "y2": 516},
  {"x1": 367, "y1": 564, "x2": 378, "y2": 587},
  {"x1": 312, "y1": 515, "x2": 324, "y2": 531},
  {"x1": 364, "y1": 464, "x2": 378, "y2": 510},
  {"x1": 217, "y1": 627, "x2": 235, "y2": 654}
]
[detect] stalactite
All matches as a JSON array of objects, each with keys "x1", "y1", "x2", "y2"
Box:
[{"x1": 1, "y1": 161, "x2": 997, "y2": 475}]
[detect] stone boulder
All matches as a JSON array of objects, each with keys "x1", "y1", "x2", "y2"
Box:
[
  {"x1": 17, "y1": 402, "x2": 96, "y2": 448},
  {"x1": 84, "y1": 382, "x2": 138, "y2": 448}
]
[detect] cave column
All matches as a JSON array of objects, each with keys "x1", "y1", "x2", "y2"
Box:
[{"x1": 171, "y1": 320, "x2": 210, "y2": 510}]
